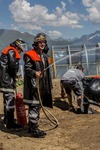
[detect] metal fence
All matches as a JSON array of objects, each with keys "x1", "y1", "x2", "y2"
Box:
[{"x1": 50, "y1": 44, "x2": 100, "y2": 78}]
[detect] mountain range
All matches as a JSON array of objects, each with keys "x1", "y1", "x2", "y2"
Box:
[{"x1": 0, "y1": 29, "x2": 100, "y2": 51}]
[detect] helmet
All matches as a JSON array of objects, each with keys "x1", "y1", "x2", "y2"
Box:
[
  {"x1": 10, "y1": 38, "x2": 27, "y2": 52},
  {"x1": 34, "y1": 33, "x2": 46, "y2": 42}
]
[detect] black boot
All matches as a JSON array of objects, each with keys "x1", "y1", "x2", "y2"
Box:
[
  {"x1": 83, "y1": 97, "x2": 89, "y2": 114},
  {"x1": 69, "y1": 105, "x2": 75, "y2": 112},
  {"x1": 6, "y1": 110, "x2": 22, "y2": 129},
  {"x1": 29, "y1": 122, "x2": 46, "y2": 138},
  {"x1": 83, "y1": 104, "x2": 89, "y2": 114}
]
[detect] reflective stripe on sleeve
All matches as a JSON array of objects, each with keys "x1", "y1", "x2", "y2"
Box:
[
  {"x1": 23, "y1": 99, "x2": 40, "y2": 105},
  {"x1": 0, "y1": 88, "x2": 14, "y2": 93}
]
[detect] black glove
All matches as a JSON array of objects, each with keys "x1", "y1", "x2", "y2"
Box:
[{"x1": 82, "y1": 77, "x2": 94, "y2": 88}]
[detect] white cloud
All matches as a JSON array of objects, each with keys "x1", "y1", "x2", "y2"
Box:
[
  {"x1": 11, "y1": 23, "x2": 42, "y2": 31},
  {"x1": 48, "y1": 31, "x2": 62, "y2": 38},
  {"x1": 82, "y1": 0, "x2": 100, "y2": 23},
  {"x1": 11, "y1": 24, "x2": 19, "y2": 30},
  {"x1": 9, "y1": 0, "x2": 83, "y2": 33}
]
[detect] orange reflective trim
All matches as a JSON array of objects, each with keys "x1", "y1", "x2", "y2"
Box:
[
  {"x1": 93, "y1": 75, "x2": 100, "y2": 78},
  {"x1": 24, "y1": 49, "x2": 42, "y2": 61},
  {"x1": 2, "y1": 46, "x2": 20, "y2": 59}
]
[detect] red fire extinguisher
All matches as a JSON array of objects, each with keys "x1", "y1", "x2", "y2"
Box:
[{"x1": 15, "y1": 92, "x2": 27, "y2": 127}]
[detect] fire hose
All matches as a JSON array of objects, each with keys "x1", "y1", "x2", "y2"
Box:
[
  {"x1": 15, "y1": 77, "x2": 59, "y2": 128},
  {"x1": 36, "y1": 78, "x2": 59, "y2": 127}
]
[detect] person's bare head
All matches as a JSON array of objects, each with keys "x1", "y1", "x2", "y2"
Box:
[{"x1": 76, "y1": 64, "x2": 84, "y2": 71}]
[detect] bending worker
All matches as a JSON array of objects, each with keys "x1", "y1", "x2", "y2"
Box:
[
  {"x1": 0, "y1": 38, "x2": 27, "y2": 129},
  {"x1": 23, "y1": 33, "x2": 53, "y2": 138},
  {"x1": 60, "y1": 64, "x2": 85, "y2": 114}
]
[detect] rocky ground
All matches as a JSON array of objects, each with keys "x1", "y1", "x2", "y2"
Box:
[{"x1": 0, "y1": 79, "x2": 100, "y2": 150}]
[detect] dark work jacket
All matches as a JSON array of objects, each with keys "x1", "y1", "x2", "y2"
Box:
[
  {"x1": 0, "y1": 46, "x2": 20, "y2": 93},
  {"x1": 23, "y1": 49, "x2": 53, "y2": 108}
]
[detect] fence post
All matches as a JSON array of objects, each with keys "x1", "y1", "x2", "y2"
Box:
[{"x1": 83, "y1": 44, "x2": 89, "y2": 75}]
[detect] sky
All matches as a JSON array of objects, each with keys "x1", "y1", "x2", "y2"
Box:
[{"x1": 0, "y1": 0, "x2": 100, "y2": 39}]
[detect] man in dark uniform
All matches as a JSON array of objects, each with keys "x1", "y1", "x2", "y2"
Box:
[
  {"x1": 23, "y1": 33, "x2": 53, "y2": 138},
  {"x1": 0, "y1": 38, "x2": 27, "y2": 129}
]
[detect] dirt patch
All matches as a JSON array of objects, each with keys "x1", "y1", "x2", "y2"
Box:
[{"x1": 0, "y1": 79, "x2": 100, "y2": 150}]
